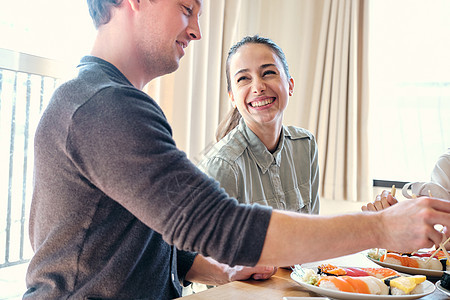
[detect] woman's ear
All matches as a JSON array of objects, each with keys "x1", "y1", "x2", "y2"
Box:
[
  {"x1": 228, "y1": 92, "x2": 236, "y2": 108},
  {"x1": 288, "y1": 77, "x2": 295, "y2": 96}
]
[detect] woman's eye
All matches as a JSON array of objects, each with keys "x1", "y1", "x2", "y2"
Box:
[
  {"x1": 182, "y1": 5, "x2": 193, "y2": 16},
  {"x1": 237, "y1": 76, "x2": 248, "y2": 83},
  {"x1": 263, "y1": 70, "x2": 276, "y2": 76}
]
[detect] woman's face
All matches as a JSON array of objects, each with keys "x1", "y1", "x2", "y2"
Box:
[{"x1": 228, "y1": 43, "x2": 294, "y2": 130}]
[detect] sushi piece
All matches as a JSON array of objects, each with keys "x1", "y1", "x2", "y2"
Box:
[
  {"x1": 318, "y1": 264, "x2": 399, "y2": 279},
  {"x1": 363, "y1": 267, "x2": 400, "y2": 279},
  {"x1": 317, "y1": 275, "x2": 389, "y2": 295},
  {"x1": 411, "y1": 250, "x2": 446, "y2": 259},
  {"x1": 418, "y1": 257, "x2": 444, "y2": 270},
  {"x1": 384, "y1": 275, "x2": 426, "y2": 295},
  {"x1": 380, "y1": 253, "x2": 443, "y2": 271}
]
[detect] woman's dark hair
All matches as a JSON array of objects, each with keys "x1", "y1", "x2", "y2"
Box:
[
  {"x1": 87, "y1": 0, "x2": 124, "y2": 29},
  {"x1": 216, "y1": 35, "x2": 290, "y2": 141}
]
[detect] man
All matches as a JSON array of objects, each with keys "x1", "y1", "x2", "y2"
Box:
[{"x1": 25, "y1": 0, "x2": 450, "y2": 299}]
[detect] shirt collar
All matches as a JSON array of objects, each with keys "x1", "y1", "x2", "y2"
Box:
[{"x1": 239, "y1": 120, "x2": 284, "y2": 173}]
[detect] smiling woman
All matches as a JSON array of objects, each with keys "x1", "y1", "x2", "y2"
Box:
[{"x1": 198, "y1": 35, "x2": 320, "y2": 216}]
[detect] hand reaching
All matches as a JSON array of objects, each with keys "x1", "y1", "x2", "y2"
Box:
[{"x1": 377, "y1": 196, "x2": 450, "y2": 251}]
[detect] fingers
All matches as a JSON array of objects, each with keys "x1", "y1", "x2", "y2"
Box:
[
  {"x1": 362, "y1": 191, "x2": 398, "y2": 212},
  {"x1": 428, "y1": 228, "x2": 446, "y2": 249},
  {"x1": 443, "y1": 227, "x2": 450, "y2": 250},
  {"x1": 361, "y1": 194, "x2": 398, "y2": 211},
  {"x1": 251, "y1": 266, "x2": 277, "y2": 280},
  {"x1": 380, "y1": 190, "x2": 390, "y2": 198},
  {"x1": 361, "y1": 203, "x2": 375, "y2": 212},
  {"x1": 423, "y1": 196, "x2": 450, "y2": 213},
  {"x1": 361, "y1": 194, "x2": 381, "y2": 212},
  {"x1": 386, "y1": 194, "x2": 398, "y2": 206},
  {"x1": 379, "y1": 190, "x2": 398, "y2": 209},
  {"x1": 374, "y1": 198, "x2": 386, "y2": 211},
  {"x1": 380, "y1": 197, "x2": 450, "y2": 251}
]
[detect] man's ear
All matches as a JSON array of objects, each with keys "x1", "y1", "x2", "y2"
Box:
[{"x1": 128, "y1": 0, "x2": 140, "y2": 11}]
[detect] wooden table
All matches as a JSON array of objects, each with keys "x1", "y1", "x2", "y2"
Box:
[{"x1": 178, "y1": 253, "x2": 450, "y2": 299}]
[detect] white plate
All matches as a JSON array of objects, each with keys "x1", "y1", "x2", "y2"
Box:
[
  {"x1": 367, "y1": 256, "x2": 443, "y2": 277},
  {"x1": 436, "y1": 281, "x2": 450, "y2": 296},
  {"x1": 290, "y1": 272, "x2": 435, "y2": 300}
]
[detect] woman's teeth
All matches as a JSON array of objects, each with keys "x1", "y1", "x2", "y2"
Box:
[{"x1": 251, "y1": 98, "x2": 274, "y2": 107}]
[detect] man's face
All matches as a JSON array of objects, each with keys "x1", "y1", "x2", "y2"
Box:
[{"x1": 134, "y1": 0, "x2": 202, "y2": 78}]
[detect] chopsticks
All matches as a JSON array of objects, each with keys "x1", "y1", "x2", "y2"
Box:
[
  {"x1": 424, "y1": 235, "x2": 450, "y2": 264},
  {"x1": 420, "y1": 189, "x2": 450, "y2": 264},
  {"x1": 375, "y1": 187, "x2": 446, "y2": 262},
  {"x1": 406, "y1": 190, "x2": 448, "y2": 260}
]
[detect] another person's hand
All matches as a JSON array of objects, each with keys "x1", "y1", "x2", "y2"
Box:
[
  {"x1": 377, "y1": 196, "x2": 450, "y2": 252},
  {"x1": 185, "y1": 255, "x2": 277, "y2": 286},
  {"x1": 362, "y1": 190, "x2": 398, "y2": 212}
]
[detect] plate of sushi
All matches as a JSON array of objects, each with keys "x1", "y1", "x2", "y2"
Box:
[
  {"x1": 290, "y1": 264, "x2": 435, "y2": 299},
  {"x1": 366, "y1": 248, "x2": 448, "y2": 277}
]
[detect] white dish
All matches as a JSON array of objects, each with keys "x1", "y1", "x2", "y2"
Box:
[
  {"x1": 367, "y1": 256, "x2": 443, "y2": 277},
  {"x1": 283, "y1": 296, "x2": 330, "y2": 300},
  {"x1": 435, "y1": 281, "x2": 450, "y2": 296},
  {"x1": 290, "y1": 272, "x2": 435, "y2": 300}
]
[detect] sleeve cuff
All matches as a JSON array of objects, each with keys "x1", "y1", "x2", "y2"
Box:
[{"x1": 177, "y1": 249, "x2": 198, "y2": 286}]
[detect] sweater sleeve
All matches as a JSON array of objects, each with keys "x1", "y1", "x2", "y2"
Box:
[{"x1": 67, "y1": 86, "x2": 272, "y2": 267}]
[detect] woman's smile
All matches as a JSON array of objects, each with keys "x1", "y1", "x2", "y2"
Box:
[{"x1": 249, "y1": 97, "x2": 276, "y2": 108}]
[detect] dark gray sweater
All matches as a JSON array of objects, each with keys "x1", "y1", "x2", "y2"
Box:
[{"x1": 25, "y1": 56, "x2": 272, "y2": 299}]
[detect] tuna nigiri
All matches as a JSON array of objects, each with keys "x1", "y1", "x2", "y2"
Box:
[{"x1": 318, "y1": 264, "x2": 399, "y2": 279}]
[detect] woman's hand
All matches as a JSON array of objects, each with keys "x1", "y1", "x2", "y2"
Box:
[{"x1": 362, "y1": 190, "x2": 398, "y2": 212}]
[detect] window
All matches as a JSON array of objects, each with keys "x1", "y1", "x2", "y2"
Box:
[
  {"x1": 0, "y1": 0, "x2": 95, "y2": 270},
  {"x1": 368, "y1": 0, "x2": 450, "y2": 183},
  {"x1": 0, "y1": 0, "x2": 95, "y2": 65}
]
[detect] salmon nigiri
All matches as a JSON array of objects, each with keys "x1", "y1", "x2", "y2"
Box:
[
  {"x1": 380, "y1": 253, "x2": 443, "y2": 270},
  {"x1": 317, "y1": 275, "x2": 389, "y2": 295}
]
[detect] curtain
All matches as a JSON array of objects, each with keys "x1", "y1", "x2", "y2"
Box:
[
  {"x1": 308, "y1": 0, "x2": 371, "y2": 202},
  {"x1": 144, "y1": 0, "x2": 370, "y2": 202}
]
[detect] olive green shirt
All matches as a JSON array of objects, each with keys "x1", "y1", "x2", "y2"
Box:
[{"x1": 198, "y1": 120, "x2": 320, "y2": 213}]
